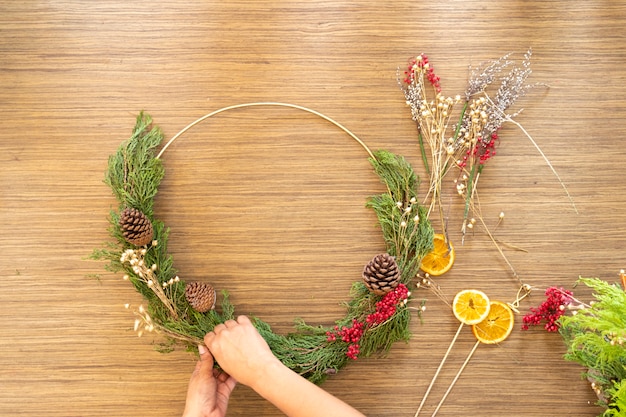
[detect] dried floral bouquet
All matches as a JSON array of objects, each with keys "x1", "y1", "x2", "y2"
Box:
[{"x1": 400, "y1": 49, "x2": 574, "y2": 250}]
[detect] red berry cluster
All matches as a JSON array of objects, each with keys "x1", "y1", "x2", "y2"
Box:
[
  {"x1": 326, "y1": 319, "x2": 365, "y2": 360},
  {"x1": 346, "y1": 343, "x2": 360, "y2": 360},
  {"x1": 477, "y1": 132, "x2": 498, "y2": 164},
  {"x1": 521, "y1": 286, "x2": 573, "y2": 332},
  {"x1": 366, "y1": 284, "x2": 410, "y2": 325},
  {"x1": 403, "y1": 54, "x2": 442, "y2": 92},
  {"x1": 457, "y1": 132, "x2": 499, "y2": 169},
  {"x1": 326, "y1": 284, "x2": 410, "y2": 360}
]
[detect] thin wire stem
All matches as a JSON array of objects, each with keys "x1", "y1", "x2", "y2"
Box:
[
  {"x1": 475, "y1": 212, "x2": 522, "y2": 286},
  {"x1": 430, "y1": 340, "x2": 481, "y2": 417},
  {"x1": 155, "y1": 102, "x2": 374, "y2": 160},
  {"x1": 414, "y1": 322, "x2": 464, "y2": 417}
]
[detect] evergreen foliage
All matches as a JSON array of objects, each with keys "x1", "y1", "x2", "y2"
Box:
[
  {"x1": 367, "y1": 150, "x2": 434, "y2": 282},
  {"x1": 559, "y1": 278, "x2": 626, "y2": 416},
  {"x1": 104, "y1": 112, "x2": 165, "y2": 217}
]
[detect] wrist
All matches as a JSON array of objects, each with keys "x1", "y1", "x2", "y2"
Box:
[{"x1": 248, "y1": 356, "x2": 287, "y2": 393}]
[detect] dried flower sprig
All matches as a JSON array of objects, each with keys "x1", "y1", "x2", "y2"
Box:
[
  {"x1": 401, "y1": 53, "x2": 461, "y2": 235},
  {"x1": 415, "y1": 274, "x2": 450, "y2": 308},
  {"x1": 120, "y1": 245, "x2": 179, "y2": 320},
  {"x1": 125, "y1": 303, "x2": 205, "y2": 346},
  {"x1": 464, "y1": 52, "x2": 514, "y2": 100},
  {"x1": 449, "y1": 49, "x2": 540, "y2": 235}
]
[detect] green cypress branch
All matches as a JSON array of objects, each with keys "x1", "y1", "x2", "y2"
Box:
[{"x1": 559, "y1": 278, "x2": 626, "y2": 415}]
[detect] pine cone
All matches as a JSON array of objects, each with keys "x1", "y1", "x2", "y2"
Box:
[
  {"x1": 119, "y1": 207, "x2": 154, "y2": 246},
  {"x1": 362, "y1": 253, "x2": 401, "y2": 295},
  {"x1": 185, "y1": 282, "x2": 216, "y2": 313}
]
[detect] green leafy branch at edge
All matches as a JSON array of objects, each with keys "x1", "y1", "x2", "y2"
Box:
[
  {"x1": 366, "y1": 149, "x2": 434, "y2": 282},
  {"x1": 558, "y1": 278, "x2": 626, "y2": 416},
  {"x1": 104, "y1": 112, "x2": 165, "y2": 217},
  {"x1": 91, "y1": 113, "x2": 433, "y2": 385}
]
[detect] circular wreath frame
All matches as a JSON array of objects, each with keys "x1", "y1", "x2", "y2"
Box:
[{"x1": 93, "y1": 104, "x2": 434, "y2": 384}]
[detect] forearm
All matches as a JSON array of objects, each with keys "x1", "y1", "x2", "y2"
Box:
[{"x1": 251, "y1": 360, "x2": 366, "y2": 417}]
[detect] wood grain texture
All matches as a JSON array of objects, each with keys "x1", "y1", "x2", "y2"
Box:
[{"x1": 1, "y1": 1, "x2": 625, "y2": 416}]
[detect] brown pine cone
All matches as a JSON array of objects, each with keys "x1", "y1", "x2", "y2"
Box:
[
  {"x1": 185, "y1": 282, "x2": 216, "y2": 313},
  {"x1": 362, "y1": 253, "x2": 401, "y2": 295},
  {"x1": 119, "y1": 207, "x2": 154, "y2": 247}
]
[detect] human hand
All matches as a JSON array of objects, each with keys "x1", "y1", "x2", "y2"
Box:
[
  {"x1": 182, "y1": 345, "x2": 237, "y2": 417},
  {"x1": 204, "y1": 315, "x2": 282, "y2": 389}
]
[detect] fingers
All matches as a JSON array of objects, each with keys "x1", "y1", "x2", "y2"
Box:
[
  {"x1": 220, "y1": 315, "x2": 249, "y2": 329},
  {"x1": 210, "y1": 318, "x2": 237, "y2": 336},
  {"x1": 222, "y1": 373, "x2": 238, "y2": 394},
  {"x1": 204, "y1": 315, "x2": 254, "y2": 359},
  {"x1": 214, "y1": 368, "x2": 238, "y2": 386},
  {"x1": 207, "y1": 315, "x2": 251, "y2": 340},
  {"x1": 223, "y1": 318, "x2": 239, "y2": 328}
]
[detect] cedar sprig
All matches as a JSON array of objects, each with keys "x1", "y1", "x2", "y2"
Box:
[
  {"x1": 359, "y1": 306, "x2": 412, "y2": 354},
  {"x1": 259, "y1": 319, "x2": 349, "y2": 385},
  {"x1": 558, "y1": 278, "x2": 626, "y2": 415},
  {"x1": 604, "y1": 380, "x2": 626, "y2": 417},
  {"x1": 104, "y1": 112, "x2": 165, "y2": 217},
  {"x1": 366, "y1": 149, "x2": 434, "y2": 283}
]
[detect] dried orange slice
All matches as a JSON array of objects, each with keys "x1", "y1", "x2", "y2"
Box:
[
  {"x1": 420, "y1": 233, "x2": 455, "y2": 276},
  {"x1": 452, "y1": 289, "x2": 490, "y2": 325},
  {"x1": 472, "y1": 300, "x2": 515, "y2": 344}
]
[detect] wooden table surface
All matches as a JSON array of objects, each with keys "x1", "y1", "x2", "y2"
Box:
[{"x1": 2, "y1": 1, "x2": 626, "y2": 416}]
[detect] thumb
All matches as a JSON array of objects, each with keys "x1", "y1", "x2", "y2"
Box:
[
  {"x1": 198, "y1": 344, "x2": 209, "y2": 356},
  {"x1": 198, "y1": 344, "x2": 213, "y2": 364},
  {"x1": 192, "y1": 345, "x2": 215, "y2": 377}
]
